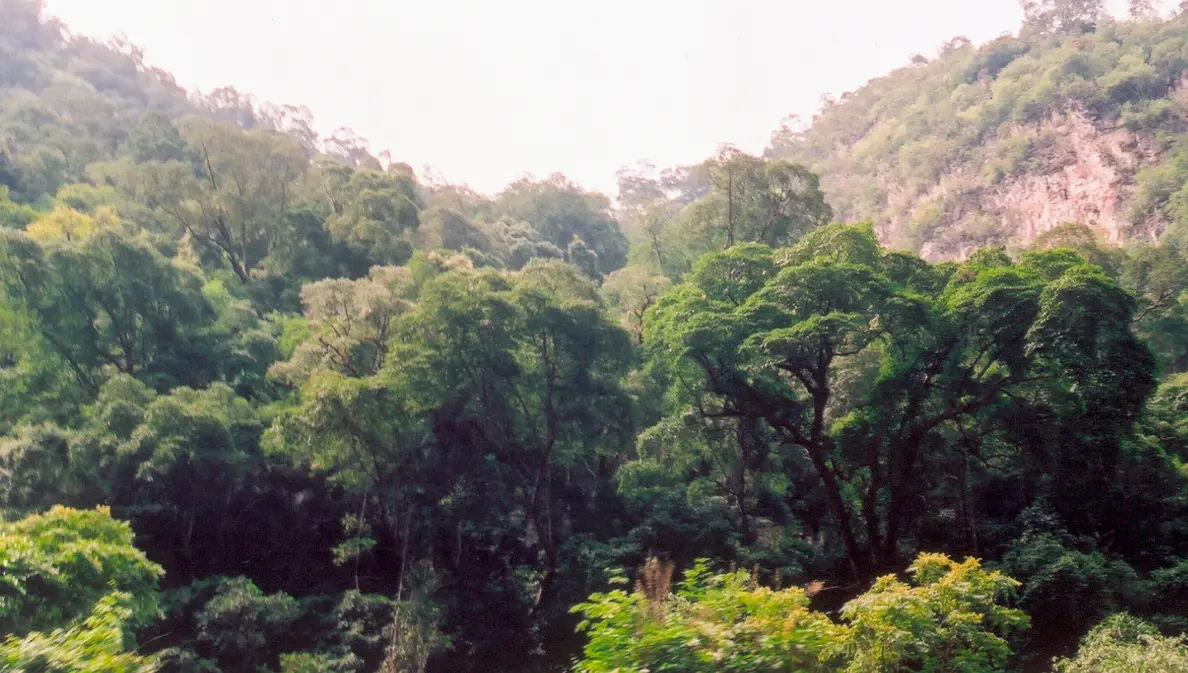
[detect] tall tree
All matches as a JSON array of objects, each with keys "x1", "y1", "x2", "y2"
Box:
[
  {"x1": 269, "y1": 260, "x2": 636, "y2": 665},
  {"x1": 0, "y1": 230, "x2": 219, "y2": 392},
  {"x1": 317, "y1": 160, "x2": 422, "y2": 269},
  {"x1": 653, "y1": 147, "x2": 832, "y2": 278},
  {"x1": 100, "y1": 118, "x2": 308, "y2": 283},
  {"x1": 645, "y1": 226, "x2": 1154, "y2": 578},
  {"x1": 1021, "y1": 0, "x2": 1104, "y2": 34},
  {"x1": 496, "y1": 175, "x2": 629, "y2": 274},
  {"x1": 1129, "y1": 0, "x2": 1159, "y2": 20}
]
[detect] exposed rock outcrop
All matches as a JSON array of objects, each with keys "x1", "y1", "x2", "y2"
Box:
[{"x1": 894, "y1": 109, "x2": 1165, "y2": 261}]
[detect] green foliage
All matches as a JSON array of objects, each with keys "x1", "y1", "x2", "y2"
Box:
[
  {"x1": 1054, "y1": 614, "x2": 1188, "y2": 672},
  {"x1": 0, "y1": 505, "x2": 162, "y2": 638},
  {"x1": 618, "y1": 147, "x2": 831, "y2": 278},
  {"x1": 2, "y1": 5, "x2": 1188, "y2": 673},
  {"x1": 0, "y1": 593, "x2": 158, "y2": 673},
  {"x1": 600, "y1": 266, "x2": 671, "y2": 343},
  {"x1": 280, "y1": 651, "x2": 357, "y2": 673},
  {"x1": 645, "y1": 223, "x2": 1156, "y2": 578},
  {"x1": 1003, "y1": 527, "x2": 1140, "y2": 657},
  {"x1": 573, "y1": 559, "x2": 840, "y2": 673},
  {"x1": 768, "y1": 15, "x2": 1188, "y2": 255},
  {"x1": 319, "y1": 160, "x2": 422, "y2": 269},
  {"x1": 378, "y1": 579, "x2": 450, "y2": 673},
  {"x1": 267, "y1": 260, "x2": 636, "y2": 664},
  {"x1": 495, "y1": 174, "x2": 628, "y2": 274},
  {"x1": 1124, "y1": 242, "x2": 1188, "y2": 372},
  {"x1": 0, "y1": 186, "x2": 37, "y2": 228},
  {"x1": 194, "y1": 577, "x2": 300, "y2": 672},
  {"x1": 0, "y1": 229, "x2": 221, "y2": 393},
  {"x1": 829, "y1": 554, "x2": 1029, "y2": 673},
  {"x1": 0, "y1": 423, "x2": 84, "y2": 514},
  {"x1": 573, "y1": 553, "x2": 1027, "y2": 673}
]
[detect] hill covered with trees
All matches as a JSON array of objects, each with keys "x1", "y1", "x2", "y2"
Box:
[
  {"x1": 2, "y1": 0, "x2": 1188, "y2": 672},
  {"x1": 768, "y1": 0, "x2": 1188, "y2": 260}
]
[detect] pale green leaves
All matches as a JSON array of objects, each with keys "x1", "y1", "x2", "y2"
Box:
[
  {"x1": 831, "y1": 555, "x2": 1028, "y2": 673},
  {"x1": 573, "y1": 553, "x2": 1028, "y2": 673},
  {"x1": 1054, "y1": 614, "x2": 1188, "y2": 672},
  {"x1": 0, "y1": 593, "x2": 158, "y2": 673}
]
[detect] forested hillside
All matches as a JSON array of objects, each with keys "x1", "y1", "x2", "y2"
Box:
[
  {"x1": 768, "y1": 1, "x2": 1188, "y2": 260},
  {"x1": 2, "y1": 0, "x2": 1188, "y2": 672}
]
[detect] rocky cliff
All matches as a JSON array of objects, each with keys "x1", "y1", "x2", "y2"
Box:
[
  {"x1": 914, "y1": 108, "x2": 1165, "y2": 260},
  {"x1": 768, "y1": 16, "x2": 1188, "y2": 259}
]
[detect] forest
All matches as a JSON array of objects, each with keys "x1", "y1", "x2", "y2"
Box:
[{"x1": 1, "y1": 0, "x2": 1188, "y2": 671}]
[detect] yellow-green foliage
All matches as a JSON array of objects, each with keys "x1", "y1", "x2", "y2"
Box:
[
  {"x1": 573, "y1": 553, "x2": 1028, "y2": 673},
  {"x1": 1054, "y1": 614, "x2": 1188, "y2": 672},
  {"x1": 0, "y1": 594, "x2": 157, "y2": 673},
  {"x1": 830, "y1": 555, "x2": 1029, "y2": 673}
]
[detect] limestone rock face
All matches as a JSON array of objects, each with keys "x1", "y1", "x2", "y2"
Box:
[
  {"x1": 986, "y1": 111, "x2": 1161, "y2": 245},
  {"x1": 887, "y1": 110, "x2": 1166, "y2": 261}
]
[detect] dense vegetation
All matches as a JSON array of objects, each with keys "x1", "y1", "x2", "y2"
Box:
[
  {"x1": 1, "y1": 0, "x2": 1187, "y2": 671},
  {"x1": 769, "y1": 0, "x2": 1188, "y2": 258}
]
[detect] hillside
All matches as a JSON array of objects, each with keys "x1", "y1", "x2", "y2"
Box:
[{"x1": 767, "y1": 7, "x2": 1188, "y2": 259}]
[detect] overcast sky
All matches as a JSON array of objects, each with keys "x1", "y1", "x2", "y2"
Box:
[{"x1": 43, "y1": 0, "x2": 1147, "y2": 195}]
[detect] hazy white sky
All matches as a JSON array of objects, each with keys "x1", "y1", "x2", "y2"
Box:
[{"x1": 43, "y1": 0, "x2": 1143, "y2": 195}]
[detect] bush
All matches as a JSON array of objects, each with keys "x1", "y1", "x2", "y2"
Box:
[
  {"x1": 1054, "y1": 614, "x2": 1188, "y2": 672},
  {"x1": 573, "y1": 553, "x2": 1028, "y2": 673}
]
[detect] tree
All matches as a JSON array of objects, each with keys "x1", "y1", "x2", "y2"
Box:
[
  {"x1": 194, "y1": 577, "x2": 301, "y2": 673},
  {"x1": 645, "y1": 225, "x2": 1154, "y2": 578},
  {"x1": 323, "y1": 127, "x2": 383, "y2": 169},
  {"x1": 600, "y1": 266, "x2": 671, "y2": 344},
  {"x1": 1021, "y1": 0, "x2": 1104, "y2": 34},
  {"x1": 25, "y1": 204, "x2": 118, "y2": 242},
  {"x1": 1124, "y1": 242, "x2": 1188, "y2": 372},
  {"x1": 828, "y1": 555, "x2": 1029, "y2": 673},
  {"x1": 1149, "y1": 372, "x2": 1188, "y2": 457},
  {"x1": 104, "y1": 118, "x2": 308, "y2": 283},
  {"x1": 1128, "y1": 0, "x2": 1159, "y2": 20},
  {"x1": 103, "y1": 381, "x2": 264, "y2": 577},
  {"x1": 696, "y1": 146, "x2": 831, "y2": 249},
  {"x1": 0, "y1": 186, "x2": 38, "y2": 229},
  {"x1": 378, "y1": 565, "x2": 450, "y2": 673},
  {"x1": 483, "y1": 216, "x2": 565, "y2": 270},
  {"x1": 123, "y1": 111, "x2": 190, "y2": 163},
  {"x1": 414, "y1": 207, "x2": 492, "y2": 258},
  {"x1": 269, "y1": 261, "x2": 636, "y2": 664},
  {"x1": 269, "y1": 266, "x2": 416, "y2": 383},
  {"x1": 0, "y1": 290, "x2": 91, "y2": 432},
  {"x1": 1001, "y1": 510, "x2": 1141, "y2": 659},
  {"x1": 634, "y1": 409, "x2": 784, "y2": 549},
  {"x1": 1032, "y1": 223, "x2": 1125, "y2": 277},
  {"x1": 0, "y1": 0, "x2": 63, "y2": 89},
  {"x1": 0, "y1": 506, "x2": 162, "y2": 638},
  {"x1": 0, "y1": 229, "x2": 220, "y2": 392},
  {"x1": 566, "y1": 235, "x2": 601, "y2": 280},
  {"x1": 318, "y1": 160, "x2": 422, "y2": 269},
  {"x1": 573, "y1": 557, "x2": 840, "y2": 673},
  {"x1": 0, "y1": 423, "x2": 80, "y2": 515},
  {"x1": 650, "y1": 148, "x2": 831, "y2": 278},
  {"x1": 496, "y1": 174, "x2": 629, "y2": 274}
]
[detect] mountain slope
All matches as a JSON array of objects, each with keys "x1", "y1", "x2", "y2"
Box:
[{"x1": 767, "y1": 12, "x2": 1188, "y2": 259}]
